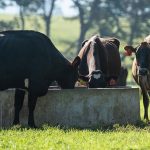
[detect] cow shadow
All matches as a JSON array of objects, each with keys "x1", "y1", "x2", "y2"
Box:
[{"x1": 1, "y1": 119, "x2": 150, "y2": 132}]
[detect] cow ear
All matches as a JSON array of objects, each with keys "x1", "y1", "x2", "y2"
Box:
[
  {"x1": 72, "y1": 56, "x2": 81, "y2": 68},
  {"x1": 141, "y1": 42, "x2": 148, "y2": 46},
  {"x1": 124, "y1": 45, "x2": 136, "y2": 56},
  {"x1": 110, "y1": 38, "x2": 120, "y2": 48},
  {"x1": 81, "y1": 40, "x2": 88, "y2": 47}
]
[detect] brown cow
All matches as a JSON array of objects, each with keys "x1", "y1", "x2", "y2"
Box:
[
  {"x1": 78, "y1": 35, "x2": 121, "y2": 88},
  {"x1": 117, "y1": 66, "x2": 128, "y2": 86},
  {"x1": 124, "y1": 35, "x2": 150, "y2": 121}
]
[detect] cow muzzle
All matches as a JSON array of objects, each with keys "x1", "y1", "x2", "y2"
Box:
[{"x1": 88, "y1": 71, "x2": 106, "y2": 88}]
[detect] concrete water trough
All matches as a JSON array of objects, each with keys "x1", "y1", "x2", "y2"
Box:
[{"x1": 0, "y1": 87, "x2": 140, "y2": 128}]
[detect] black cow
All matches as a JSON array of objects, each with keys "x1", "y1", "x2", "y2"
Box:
[
  {"x1": 78, "y1": 35, "x2": 121, "y2": 88},
  {"x1": 0, "y1": 30, "x2": 80, "y2": 127},
  {"x1": 124, "y1": 35, "x2": 150, "y2": 122}
]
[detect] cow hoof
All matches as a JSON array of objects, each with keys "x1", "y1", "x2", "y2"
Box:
[
  {"x1": 13, "y1": 121, "x2": 20, "y2": 126},
  {"x1": 28, "y1": 124, "x2": 37, "y2": 128}
]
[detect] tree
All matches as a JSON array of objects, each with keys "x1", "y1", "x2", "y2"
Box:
[
  {"x1": 12, "y1": 0, "x2": 31, "y2": 30},
  {"x1": 31, "y1": 0, "x2": 57, "y2": 37},
  {"x1": 108, "y1": 0, "x2": 150, "y2": 45},
  {"x1": 0, "y1": 0, "x2": 6, "y2": 8},
  {"x1": 0, "y1": 0, "x2": 19, "y2": 30},
  {"x1": 96, "y1": 0, "x2": 126, "y2": 38},
  {"x1": 0, "y1": 20, "x2": 19, "y2": 31},
  {"x1": 42, "y1": 0, "x2": 56, "y2": 37},
  {"x1": 72, "y1": 0, "x2": 101, "y2": 53},
  {"x1": 126, "y1": 0, "x2": 150, "y2": 45}
]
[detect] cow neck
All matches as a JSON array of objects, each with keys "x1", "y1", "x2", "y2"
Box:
[
  {"x1": 135, "y1": 44, "x2": 150, "y2": 70},
  {"x1": 52, "y1": 46, "x2": 70, "y2": 67}
]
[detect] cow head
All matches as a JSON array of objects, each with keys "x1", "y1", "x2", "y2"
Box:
[
  {"x1": 124, "y1": 42, "x2": 150, "y2": 76},
  {"x1": 78, "y1": 36, "x2": 107, "y2": 88},
  {"x1": 58, "y1": 56, "x2": 81, "y2": 89}
]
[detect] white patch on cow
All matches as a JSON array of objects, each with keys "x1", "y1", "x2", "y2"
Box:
[
  {"x1": 25, "y1": 78, "x2": 29, "y2": 88},
  {"x1": 144, "y1": 35, "x2": 150, "y2": 44},
  {"x1": 0, "y1": 34, "x2": 4, "y2": 37},
  {"x1": 89, "y1": 35, "x2": 98, "y2": 42},
  {"x1": 93, "y1": 73, "x2": 101, "y2": 79}
]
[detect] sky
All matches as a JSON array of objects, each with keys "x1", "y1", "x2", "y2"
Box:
[
  {"x1": 60, "y1": 0, "x2": 78, "y2": 17},
  {"x1": 0, "y1": 0, "x2": 78, "y2": 17}
]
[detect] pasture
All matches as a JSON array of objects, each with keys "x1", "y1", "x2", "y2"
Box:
[{"x1": 0, "y1": 15, "x2": 148, "y2": 149}]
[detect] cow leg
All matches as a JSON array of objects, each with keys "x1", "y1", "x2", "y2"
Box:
[
  {"x1": 139, "y1": 80, "x2": 149, "y2": 121},
  {"x1": 13, "y1": 89, "x2": 25, "y2": 125},
  {"x1": 28, "y1": 92, "x2": 38, "y2": 128},
  {"x1": 142, "y1": 90, "x2": 149, "y2": 121},
  {"x1": 27, "y1": 78, "x2": 50, "y2": 128}
]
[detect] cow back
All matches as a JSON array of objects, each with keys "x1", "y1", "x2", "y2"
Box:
[
  {"x1": 103, "y1": 41, "x2": 121, "y2": 79},
  {"x1": 0, "y1": 30, "x2": 71, "y2": 84}
]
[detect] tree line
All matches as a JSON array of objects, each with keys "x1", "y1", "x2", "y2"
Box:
[{"x1": 0, "y1": 0, "x2": 150, "y2": 53}]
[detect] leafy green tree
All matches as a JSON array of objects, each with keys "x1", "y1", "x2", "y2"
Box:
[
  {"x1": 90, "y1": 0, "x2": 126, "y2": 40},
  {"x1": 72, "y1": 0, "x2": 100, "y2": 53},
  {"x1": 41, "y1": 0, "x2": 56, "y2": 37},
  {"x1": 30, "y1": 0, "x2": 57, "y2": 37},
  {"x1": 12, "y1": 0, "x2": 31, "y2": 30},
  {"x1": 0, "y1": 0, "x2": 18, "y2": 30},
  {"x1": 72, "y1": 0, "x2": 150, "y2": 51},
  {"x1": 0, "y1": 20, "x2": 19, "y2": 31},
  {"x1": 104, "y1": 0, "x2": 150, "y2": 45},
  {"x1": 0, "y1": 0, "x2": 6, "y2": 8},
  {"x1": 123, "y1": 0, "x2": 150, "y2": 45}
]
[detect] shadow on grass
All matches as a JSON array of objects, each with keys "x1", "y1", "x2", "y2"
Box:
[{"x1": 1, "y1": 119, "x2": 150, "y2": 132}]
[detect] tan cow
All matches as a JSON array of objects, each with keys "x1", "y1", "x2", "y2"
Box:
[{"x1": 124, "y1": 35, "x2": 150, "y2": 122}]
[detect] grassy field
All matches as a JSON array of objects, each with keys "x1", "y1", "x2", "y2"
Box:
[
  {"x1": 0, "y1": 15, "x2": 149, "y2": 149},
  {"x1": 1, "y1": 124, "x2": 150, "y2": 150}
]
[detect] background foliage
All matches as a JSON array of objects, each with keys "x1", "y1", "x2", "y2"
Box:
[
  {"x1": 0, "y1": 1, "x2": 150, "y2": 149},
  {"x1": 0, "y1": 0, "x2": 150, "y2": 83}
]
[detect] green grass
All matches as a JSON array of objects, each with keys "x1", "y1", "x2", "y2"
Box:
[
  {"x1": 0, "y1": 123, "x2": 150, "y2": 149},
  {"x1": 1, "y1": 123, "x2": 150, "y2": 150}
]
